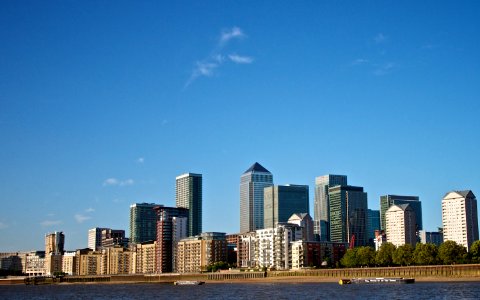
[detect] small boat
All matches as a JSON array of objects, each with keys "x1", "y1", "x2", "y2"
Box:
[
  {"x1": 174, "y1": 280, "x2": 205, "y2": 285},
  {"x1": 351, "y1": 277, "x2": 415, "y2": 284},
  {"x1": 338, "y1": 279, "x2": 352, "y2": 285}
]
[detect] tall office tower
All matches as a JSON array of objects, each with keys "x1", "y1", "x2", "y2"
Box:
[
  {"x1": 45, "y1": 231, "x2": 65, "y2": 255},
  {"x1": 329, "y1": 185, "x2": 368, "y2": 247},
  {"x1": 88, "y1": 228, "x2": 106, "y2": 251},
  {"x1": 101, "y1": 229, "x2": 129, "y2": 248},
  {"x1": 130, "y1": 203, "x2": 160, "y2": 244},
  {"x1": 240, "y1": 162, "x2": 273, "y2": 233},
  {"x1": 264, "y1": 184, "x2": 309, "y2": 229},
  {"x1": 176, "y1": 173, "x2": 202, "y2": 236},
  {"x1": 385, "y1": 204, "x2": 417, "y2": 247},
  {"x1": 154, "y1": 206, "x2": 189, "y2": 273},
  {"x1": 367, "y1": 209, "x2": 381, "y2": 246},
  {"x1": 442, "y1": 190, "x2": 479, "y2": 251},
  {"x1": 380, "y1": 195, "x2": 422, "y2": 232},
  {"x1": 313, "y1": 175, "x2": 347, "y2": 241}
]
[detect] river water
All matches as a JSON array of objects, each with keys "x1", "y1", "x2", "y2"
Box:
[{"x1": 1, "y1": 282, "x2": 480, "y2": 299}]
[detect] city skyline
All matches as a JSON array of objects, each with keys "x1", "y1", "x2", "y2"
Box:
[{"x1": 1, "y1": 1, "x2": 480, "y2": 251}]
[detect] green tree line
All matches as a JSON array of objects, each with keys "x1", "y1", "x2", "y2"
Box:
[{"x1": 340, "y1": 240, "x2": 480, "y2": 268}]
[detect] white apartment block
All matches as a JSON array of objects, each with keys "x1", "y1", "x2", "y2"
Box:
[
  {"x1": 385, "y1": 204, "x2": 416, "y2": 247},
  {"x1": 442, "y1": 190, "x2": 479, "y2": 251}
]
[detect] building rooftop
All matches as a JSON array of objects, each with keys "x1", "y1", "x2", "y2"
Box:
[{"x1": 243, "y1": 162, "x2": 271, "y2": 174}]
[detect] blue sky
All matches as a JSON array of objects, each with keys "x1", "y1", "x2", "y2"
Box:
[{"x1": 1, "y1": 1, "x2": 479, "y2": 251}]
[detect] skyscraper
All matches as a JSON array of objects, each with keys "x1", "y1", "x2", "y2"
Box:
[
  {"x1": 367, "y1": 209, "x2": 381, "y2": 246},
  {"x1": 130, "y1": 203, "x2": 160, "y2": 244},
  {"x1": 263, "y1": 184, "x2": 309, "y2": 229},
  {"x1": 240, "y1": 162, "x2": 273, "y2": 233},
  {"x1": 442, "y1": 190, "x2": 479, "y2": 251},
  {"x1": 385, "y1": 204, "x2": 417, "y2": 247},
  {"x1": 329, "y1": 185, "x2": 368, "y2": 247},
  {"x1": 380, "y1": 195, "x2": 422, "y2": 232},
  {"x1": 88, "y1": 228, "x2": 106, "y2": 251},
  {"x1": 313, "y1": 175, "x2": 347, "y2": 241},
  {"x1": 45, "y1": 231, "x2": 65, "y2": 255},
  {"x1": 154, "y1": 206, "x2": 189, "y2": 273},
  {"x1": 176, "y1": 173, "x2": 202, "y2": 236}
]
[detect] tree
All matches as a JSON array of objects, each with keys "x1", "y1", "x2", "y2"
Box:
[
  {"x1": 356, "y1": 246, "x2": 376, "y2": 267},
  {"x1": 468, "y1": 240, "x2": 480, "y2": 263},
  {"x1": 438, "y1": 240, "x2": 467, "y2": 265},
  {"x1": 206, "y1": 261, "x2": 230, "y2": 272},
  {"x1": 340, "y1": 248, "x2": 358, "y2": 268},
  {"x1": 376, "y1": 243, "x2": 396, "y2": 266},
  {"x1": 413, "y1": 243, "x2": 438, "y2": 265},
  {"x1": 393, "y1": 244, "x2": 414, "y2": 266}
]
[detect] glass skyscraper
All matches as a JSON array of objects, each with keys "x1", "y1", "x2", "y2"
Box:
[
  {"x1": 176, "y1": 173, "x2": 202, "y2": 236},
  {"x1": 130, "y1": 203, "x2": 159, "y2": 244},
  {"x1": 380, "y1": 195, "x2": 422, "y2": 232},
  {"x1": 263, "y1": 184, "x2": 309, "y2": 229},
  {"x1": 329, "y1": 185, "x2": 368, "y2": 247},
  {"x1": 240, "y1": 162, "x2": 273, "y2": 233},
  {"x1": 313, "y1": 174, "x2": 347, "y2": 241},
  {"x1": 367, "y1": 209, "x2": 381, "y2": 246}
]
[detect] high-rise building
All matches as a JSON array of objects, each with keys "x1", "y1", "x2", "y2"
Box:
[
  {"x1": 130, "y1": 203, "x2": 160, "y2": 244},
  {"x1": 240, "y1": 162, "x2": 273, "y2": 233},
  {"x1": 367, "y1": 209, "x2": 381, "y2": 246},
  {"x1": 380, "y1": 195, "x2": 422, "y2": 232},
  {"x1": 313, "y1": 175, "x2": 347, "y2": 241},
  {"x1": 88, "y1": 228, "x2": 106, "y2": 251},
  {"x1": 263, "y1": 184, "x2": 309, "y2": 229},
  {"x1": 329, "y1": 185, "x2": 368, "y2": 247},
  {"x1": 419, "y1": 230, "x2": 443, "y2": 246},
  {"x1": 385, "y1": 204, "x2": 417, "y2": 247},
  {"x1": 442, "y1": 190, "x2": 479, "y2": 251},
  {"x1": 153, "y1": 206, "x2": 189, "y2": 273},
  {"x1": 101, "y1": 229, "x2": 128, "y2": 248},
  {"x1": 45, "y1": 232, "x2": 65, "y2": 255},
  {"x1": 176, "y1": 173, "x2": 202, "y2": 236}
]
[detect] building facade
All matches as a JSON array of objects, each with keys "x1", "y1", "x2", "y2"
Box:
[
  {"x1": 176, "y1": 173, "x2": 202, "y2": 236},
  {"x1": 329, "y1": 185, "x2": 368, "y2": 247},
  {"x1": 313, "y1": 175, "x2": 347, "y2": 241},
  {"x1": 263, "y1": 184, "x2": 309, "y2": 229},
  {"x1": 419, "y1": 230, "x2": 444, "y2": 246},
  {"x1": 130, "y1": 203, "x2": 160, "y2": 244},
  {"x1": 385, "y1": 204, "x2": 417, "y2": 247},
  {"x1": 237, "y1": 232, "x2": 257, "y2": 268},
  {"x1": 291, "y1": 241, "x2": 347, "y2": 269},
  {"x1": 367, "y1": 209, "x2": 381, "y2": 246},
  {"x1": 88, "y1": 228, "x2": 107, "y2": 251},
  {"x1": 442, "y1": 190, "x2": 479, "y2": 251},
  {"x1": 380, "y1": 195, "x2": 422, "y2": 232},
  {"x1": 240, "y1": 162, "x2": 273, "y2": 233},
  {"x1": 154, "y1": 206, "x2": 189, "y2": 273},
  {"x1": 288, "y1": 213, "x2": 314, "y2": 242},
  {"x1": 133, "y1": 241, "x2": 157, "y2": 274}
]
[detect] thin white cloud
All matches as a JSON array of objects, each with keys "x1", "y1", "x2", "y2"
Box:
[
  {"x1": 228, "y1": 54, "x2": 254, "y2": 64},
  {"x1": 374, "y1": 33, "x2": 387, "y2": 43},
  {"x1": 102, "y1": 178, "x2": 134, "y2": 186},
  {"x1": 85, "y1": 208, "x2": 95, "y2": 213},
  {"x1": 137, "y1": 157, "x2": 145, "y2": 164},
  {"x1": 0, "y1": 222, "x2": 8, "y2": 229},
  {"x1": 374, "y1": 62, "x2": 395, "y2": 76},
  {"x1": 220, "y1": 27, "x2": 245, "y2": 45},
  {"x1": 352, "y1": 58, "x2": 369, "y2": 65},
  {"x1": 74, "y1": 214, "x2": 91, "y2": 223},
  {"x1": 40, "y1": 220, "x2": 62, "y2": 227}
]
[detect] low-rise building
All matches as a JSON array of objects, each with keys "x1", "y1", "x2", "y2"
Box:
[
  {"x1": 25, "y1": 251, "x2": 46, "y2": 276},
  {"x1": 76, "y1": 249, "x2": 102, "y2": 276},
  {"x1": 291, "y1": 241, "x2": 347, "y2": 269},
  {"x1": 237, "y1": 232, "x2": 256, "y2": 268},
  {"x1": 133, "y1": 241, "x2": 157, "y2": 274},
  {"x1": 419, "y1": 230, "x2": 444, "y2": 246},
  {"x1": 62, "y1": 251, "x2": 77, "y2": 275}
]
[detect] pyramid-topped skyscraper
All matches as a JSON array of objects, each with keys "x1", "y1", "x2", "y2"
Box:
[{"x1": 240, "y1": 162, "x2": 273, "y2": 233}]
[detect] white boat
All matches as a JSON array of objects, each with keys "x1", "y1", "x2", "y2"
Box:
[{"x1": 174, "y1": 280, "x2": 205, "y2": 285}]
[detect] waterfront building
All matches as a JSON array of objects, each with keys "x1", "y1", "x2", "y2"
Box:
[
  {"x1": 175, "y1": 232, "x2": 227, "y2": 273},
  {"x1": 264, "y1": 184, "x2": 309, "y2": 229},
  {"x1": 329, "y1": 185, "x2": 368, "y2": 247},
  {"x1": 25, "y1": 251, "x2": 46, "y2": 277},
  {"x1": 240, "y1": 162, "x2": 274, "y2": 233},
  {"x1": 133, "y1": 241, "x2": 157, "y2": 274},
  {"x1": 225, "y1": 234, "x2": 240, "y2": 266},
  {"x1": 255, "y1": 223, "x2": 303, "y2": 270},
  {"x1": 75, "y1": 249, "x2": 102, "y2": 276},
  {"x1": 313, "y1": 175, "x2": 348, "y2": 241},
  {"x1": 176, "y1": 173, "x2": 203, "y2": 236},
  {"x1": 380, "y1": 195, "x2": 422, "y2": 232},
  {"x1": 288, "y1": 213, "x2": 315, "y2": 242},
  {"x1": 442, "y1": 190, "x2": 479, "y2": 251},
  {"x1": 385, "y1": 204, "x2": 417, "y2": 247},
  {"x1": 62, "y1": 251, "x2": 77, "y2": 275},
  {"x1": 291, "y1": 241, "x2": 347, "y2": 269},
  {"x1": 237, "y1": 232, "x2": 257, "y2": 268},
  {"x1": 88, "y1": 227, "x2": 107, "y2": 251},
  {"x1": 130, "y1": 203, "x2": 160, "y2": 244},
  {"x1": 101, "y1": 246, "x2": 133, "y2": 275},
  {"x1": 367, "y1": 209, "x2": 381, "y2": 246},
  {"x1": 0, "y1": 252, "x2": 27, "y2": 274},
  {"x1": 45, "y1": 231, "x2": 65, "y2": 255},
  {"x1": 419, "y1": 230, "x2": 444, "y2": 246},
  {"x1": 154, "y1": 206, "x2": 189, "y2": 273}
]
